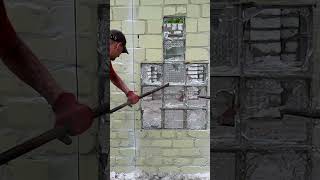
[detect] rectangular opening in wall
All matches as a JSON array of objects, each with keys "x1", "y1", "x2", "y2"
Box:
[{"x1": 140, "y1": 16, "x2": 209, "y2": 130}]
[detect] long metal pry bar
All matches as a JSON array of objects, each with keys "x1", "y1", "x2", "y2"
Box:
[{"x1": 0, "y1": 83, "x2": 169, "y2": 166}]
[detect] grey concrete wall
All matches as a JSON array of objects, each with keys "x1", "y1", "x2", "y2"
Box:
[
  {"x1": 0, "y1": 0, "x2": 105, "y2": 179},
  {"x1": 211, "y1": 0, "x2": 320, "y2": 179}
]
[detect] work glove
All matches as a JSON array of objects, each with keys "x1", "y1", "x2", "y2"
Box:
[
  {"x1": 0, "y1": 0, "x2": 19, "y2": 59},
  {"x1": 53, "y1": 92, "x2": 94, "y2": 136},
  {"x1": 126, "y1": 91, "x2": 139, "y2": 104}
]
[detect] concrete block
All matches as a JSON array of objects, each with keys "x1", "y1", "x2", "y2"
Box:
[
  {"x1": 79, "y1": 132, "x2": 96, "y2": 154},
  {"x1": 159, "y1": 166, "x2": 180, "y2": 173},
  {"x1": 51, "y1": 68, "x2": 77, "y2": 93},
  {"x1": 119, "y1": 148, "x2": 136, "y2": 157},
  {"x1": 5, "y1": 100, "x2": 52, "y2": 130},
  {"x1": 118, "y1": 131, "x2": 130, "y2": 138},
  {"x1": 23, "y1": 36, "x2": 75, "y2": 63},
  {"x1": 122, "y1": 20, "x2": 146, "y2": 34},
  {"x1": 141, "y1": 0, "x2": 163, "y2": 5},
  {"x1": 190, "y1": 0, "x2": 210, "y2": 3},
  {"x1": 77, "y1": 6, "x2": 93, "y2": 33},
  {"x1": 251, "y1": 17, "x2": 281, "y2": 28},
  {"x1": 164, "y1": 6, "x2": 176, "y2": 16},
  {"x1": 10, "y1": 159, "x2": 49, "y2": 180},
  {"x1": 179, "y1": 148, "x2": 202, "y2": 156},
  {"x1": 136, "y1": 157, "x2": 146, "y2": 166},
  {"x1": 77, "y1": 70, "x2": 94, "y2": 96},
  {"x1": 176, "y1": 131, "x2": 188, "y2": 138},
  {"x1": 212, "y1": 153, "x2": 236, "y2": 179},
  {"x1": 192, "y1": 158, "x2": 209, "y2": 166},
  {"x1": 260, "y1": 9, "x2": 281, "y2": 15},
  {"x1": 110, "y1": 166, "x2": 135, "y2": 173},
  {"x1": 246, "y1": 152, "x2": 305, "y2": 180},
  {"x1": 180, "y1": 166, "x2": 209, "y2": 173},
  {"x1": 138, "y1": 6, "x2": 162, "y2": 19},
  {"x1": 139, "y1": 35, "x2": 163, "y2": 48},
  {"x1": 146, "y1": 48, "x2": 163, "y2": 62},
  {"x1": 174, "y1": 158, "x2": 192, "y2": 166},
  {"x1": 201, "y1": 4, "x2": 210, "y2": 17},
  {"x1": 312, "y1": 152, "x2": 320, "y2": 179},
  {"x1": 285, "y1": 42, "x2": 298, "y2": 52},
  {"x1": 116, "y1": 157, "x2": 135, "y2": 165},
  {"x1": 0, "y1": 76, "x2": 39, "y2": 97},
  {"x1": 79, "y1": 154, "x2": 98, "y2": 180},
  {"x1": 111, "y1": 139, "x2": 121, "y2": 147},
  {"x1": 172, "y1": 140, "x2": 194, "y2": 147},
  {"x1": 186, "y1": 18, "x2": 198, "y2": 32},
  {"x1": 47, "y1": 155, "x2": 82, "y2": 180},
  {"x1": 145, "y1": 157, "x2": 163, "y2": 165},
  {"x1": 186, "y1": 48, "x2": 209, "y2": 61},
  {"x1": 115, "y1": 0, "x2": 139, "y2": 6},
  {"x1": 161, "y1": 130, "x2": 176, "y2": 138},
  {"x1": 112, "y1": 7, "x2": 138, "y2": 20},
  {"x1": 186, "y1": 33, "x2": 209, "y2": 47},
  {"x1": 139, "y1": 166, "x2": 158, "y2": 173},
  {"x1": 138, "y1": 148, "x2": 162, "y2": 157},
  {"x1": 162, "y1": 157, "x2": 174, "y2": 165},
  {"x1": 120, "y1": 139, "x2": 134, "y2": 147},
  {"x1": 251, "y1": 43, "x2": 281, "y2": 54},
  {"x1": 110, "y1": 111, "x2": 127, "y2": 121},
  {"x1": 7, "y1": 4, "x2": 50, "y2": 33},
  {"x1": 162, "y1": 149, "x2": 180, "y2": 156},
  {"x1": 111, "y1": 120, "x2": 134, "y2": 129},
  {"x1": 147, "y1": 20, "x2": 163, "y2": 34},
  {"x1": 164, "y1": 0, "x2": 188, "y2": 4},
  {"x1": 281, "y1": 54, "x2": 297, "y2": 62},
  {"x1": 150, "y1": 140, "x2": 172, "y2": 147},
  {"x1": 111, "y1": 21, "x2": 122, "y2": 30},
  {"x1": 187, "y1": 130, "x2": 209, "y2": 138},
  {"x1": 200, "y1": 147, "x2": 210, "y2": 156},
  {"x1": 187, "y1": 4, "x2": 200, "y2": 18},
  {"x1": 147, "y1": 131, "x2": 161, "y2": 138},
  {"x1": 281, "y1": 17, "x2": 299, "y2": 27},
  {"x1": 250, "y1": 30, "x2": 280, "y2": 40},
  {"x1": 176, "y1": 6, "x2": 187, "y2": 14},
  {"x1": 77, "y1": 36, "x2": 97, "y2": 67},
  {"x1": 111, "y1": 148, "x2": 120, "y2": 156},
  {"x1": 194, "y1": 139, "x2": 209, "y2": 147},
  {"x1": 0, "y1": 130, "x2": 20, "y2": 152},
  {"x1": 281, "y1": 29, "x2": 298, "y2": 39}
]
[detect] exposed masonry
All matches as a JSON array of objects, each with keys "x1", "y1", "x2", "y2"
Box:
[
  {"x1": 110, "y1": 0, "x2": 210, "y2": 177},
  {"x1": 211, "y1": 2, "x2": 319, "y2": 180}
]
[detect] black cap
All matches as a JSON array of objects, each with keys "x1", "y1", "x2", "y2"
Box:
[{"x1": 110, "y1": 29, "x2": 128, "y2": 54}]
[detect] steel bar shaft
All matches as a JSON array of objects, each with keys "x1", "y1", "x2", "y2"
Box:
[{"x1": 0, "y1": 83, "x2": 169, "y2": 166}]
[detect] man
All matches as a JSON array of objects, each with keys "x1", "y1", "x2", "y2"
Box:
[{"x1": 109, "y1": 29, "x2": 139, "y2": 104}]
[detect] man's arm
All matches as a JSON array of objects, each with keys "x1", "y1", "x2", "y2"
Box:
[
  {"x1": 2, "y1": 37, "x2": 63, "y2": 105},
  {"x1": 0, "y1": 0, "x2": 93, "y2": 136},
  {"x1": 110, "y1": 63, "x2": 139, "y2": 104},
  {"x1": 110, "y1": 63, "x2": 130, "y2": 95},
  {"x1": 0, "y1": 1, "x2": 62, "y2": 104}
]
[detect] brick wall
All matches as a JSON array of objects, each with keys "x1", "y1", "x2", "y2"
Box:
[
  {"x1": 0, "y1": 0, "x2": 101, "y2": 180},
  {"x1": 110, "y1": 0, "x2": 210, "y2": 177}
]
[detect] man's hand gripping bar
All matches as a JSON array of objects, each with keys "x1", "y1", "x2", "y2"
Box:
[{"x1": 0, "y1": 83, "x2": 169, "y2": 166}]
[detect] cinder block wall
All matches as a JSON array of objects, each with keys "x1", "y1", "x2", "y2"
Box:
[
  {"x1": 0, "y1": 1, "x2": 102, "y2": 180},
  {"x1": 110, "y1": 0, "x2": 210, "y2": 176}
]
